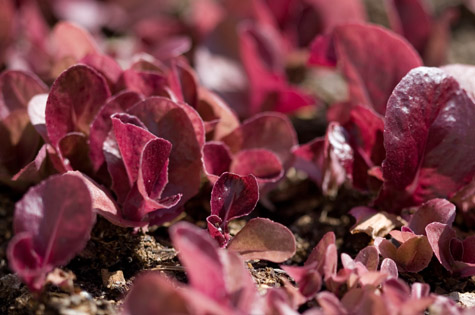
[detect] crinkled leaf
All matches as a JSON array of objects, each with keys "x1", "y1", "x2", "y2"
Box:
[
  {"x1": 408, "y1": 199, "x2": 456, "y2": 235},
  {"x1": 309, "y1": 23, "x2": 422, "y2": 116},
  {"x1": 117, "y1": 69, "x2": 167, "y2": 97},
  {"x1": 0, "y1": 70, "x2": 48, "y2": 118},
  {"x1": 228, "y1": 217, "x2": 296, "y2": 263},
  {"x1": 128, "y1": 97, "x2": 202, "y2": 213},
  {"x1": 89, "y1": 91, "x2": 143, "y2": 171},
  {"x1": 343, "y1": 105, "x2": 385, "y2": 190},
  {"x1": 111, "y1": 115, "x2": 157, "y2": 186},
  {"x1": 377, "y1": 67, "x2": 475, "y2": 211},
  {"x1": 8, "y1": 173, "x2": 95, "y2": 291},
  {"x1": 45, "y1": 64, "x2": 111, "y2": 147}
]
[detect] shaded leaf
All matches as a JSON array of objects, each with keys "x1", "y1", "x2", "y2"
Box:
[{"x1": 228, "y1": 218, "x2": 296, "y2": 262}]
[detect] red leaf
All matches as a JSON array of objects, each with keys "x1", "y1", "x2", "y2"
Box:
[
  {"x1": 202, "y1": 141, "x2": 233, "y2": 182},
  {"x1": 377, "y1": 67, "x2": 475, "y2": 211},
  {"x1": 210, "y1": 172, "x2": 259, "y2": 224},
  {"x1": 309, "y1": 23, "x2": 422, "y2": 116},
  {"x1": 45, "y1": 64, "x2": 111, "y2": 148}
]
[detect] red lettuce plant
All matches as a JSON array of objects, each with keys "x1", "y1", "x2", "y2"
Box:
[
  {"x1": 426, "y1": 223, "x2": 475, "y2": 277},
  {"x1": 203, "y1": 112, "x2": 297, "y2": 189},
  {"x1": 376, "y1": 67, "x2": 475, "y2": 211},
  {"x1": 207, "y1": 172, "x2": 259, "y2": 246},
  {"x1": 375, "y1": 199, "x2": 456, "y2": 273},
  {"x1": 7, "y1": 172, "x2": 96, "y2": 292},
  {"x1": 124, "y1": 221, "x2": 261, "y2": 314},
  {"x1": 207, "y1": 172, "x2": 296, "y2": 262}
]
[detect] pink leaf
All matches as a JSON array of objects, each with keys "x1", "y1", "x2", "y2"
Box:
[
  {"x1": 377, "y1": 67, "x2": 475, "y2": 211},
  {"x1": 355, "y1": 246, "x2": 379, "y2": 271},
  {"x1": 426, "y1": 222, "x2": 456, "y2": 272},
  {"x1": 227, "y1": 218, "x2": 296, "y2": 263},
  {"x1": 170, "y1": 222, "x2": 257, "y2": 310},
  {"x1": 8, "y1": 173, "x2": 95, "y2": 291},
  {"x1": 51, "y1": 21, "x2": 99, "y2": 62}
]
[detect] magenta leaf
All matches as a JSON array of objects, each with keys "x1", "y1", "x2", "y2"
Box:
[
  {"x1": 381, "y1": 258, "x2": 399, "y2": 278},
  {"x1": 45, "y1": 64, "x2": 111, "y2": 148},
  {"x1": 8, "y1": 173, "x2": 96, "y2": 291},
  {"x1": 309, "y1": 23, "x2": 422, "y2": 116},
  {"x1": 117, "y1": 69, "x2": 167, "y2": 97},
  {"x1": 238, "y1": 22, "x2": 312, "y2": 115},
  {"x1": 376, "y1": 67, "x2": 475, "y2": 211},
  {"x1": 408, "y1": 199, "x2": 456, "y2": 236},
  {"x1": 111, "y1": 115, "x2": 157, "y2": 186},
  {"x1": 281, "y1": 265, "x2": 322, "y2": 299},
  {"x1": 228, "y1": 218, "x2": 296, "y2": 263}
]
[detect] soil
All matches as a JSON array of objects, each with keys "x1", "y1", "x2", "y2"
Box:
[{"x1": 2, "y1": 1, "x2": 475, "y2": 314}]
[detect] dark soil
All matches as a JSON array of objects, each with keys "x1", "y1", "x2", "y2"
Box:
[{"x1": 2, "y1": 1, "x2": 475, "y2": 314}]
